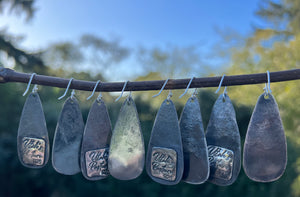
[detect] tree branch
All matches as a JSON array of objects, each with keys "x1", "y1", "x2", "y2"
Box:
[
  {"x1": 0, "y1": 68, "x2": 299, "y2": 92},
  {"x1": 0, "y1": 35, "x2": 46, "y2": 72}
]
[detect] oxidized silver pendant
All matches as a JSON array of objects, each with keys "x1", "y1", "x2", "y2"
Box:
[
  {"x1": 17, "y1": 92, "x2": 49, "y2": 168},
  {"x1": 108, "y1": 95, "x2": 145, "y2": 180},
  {"x1": 80, "y1": 98, "x2": 112, "y2": 180},
  {"x1": 206, "y1": 94, "x2": 241, "y2": 186},
  {"x1": 52, "y1": 96, "x2": 84, "y2": 175},
  {"x1": 146, "y1": 99, "x2": 184, "y2": 185},
  {"x1": 243, "y1": 93, "x2": 287, "y2": 182},
  {"x1": 179, "y1": 96, "x2": 209, "y2": 184}
]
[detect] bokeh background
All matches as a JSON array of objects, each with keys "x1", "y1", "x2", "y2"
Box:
[{"x1": 0, "y1": 0, "x2": 300, "y2": 196}]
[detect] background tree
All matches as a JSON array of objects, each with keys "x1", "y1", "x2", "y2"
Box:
[
  {"x1": 0, "y1": 0, "x2": 299, "y2": 196},
  {"x1": 225, "y1": 0, "x2": 300, "y2": 196}
]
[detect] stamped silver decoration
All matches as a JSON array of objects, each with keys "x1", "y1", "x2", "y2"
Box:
[
  {"x1": 17, "y1": 92, "x2": 49, "y2": 168},
  {"x1": 146, "y1": 99, "x2": 184, "y2": 185},
  {"x1": 52, "y1": 96, "x2": 84, "y2": 175},
  {"x1": 206, "y1": 94, "x2": 241, "y2": 186},
  {"x1": 21, "y1": 137, "x2": 45, "y2": 166},
  {"x1": 151, "y1": 147, "x2": 177, "y2": 181},
  {"x1": 85, "y1": 148, "x2": 109, "y2": 178},
  {"x1": 108, "y1": 96, "x2": 145, "y2": 180},
  {"x1": 179, "y1": 96, "x2": 209, "y2": 184},
  {"x1": 81, "y1": 99, "x2": 112, "y2": 180},
  {"x1": 243, "y1": 93, "x2": 287, "y2": 182},
  {"x1": 208, "y1": 145, "x2": 234, "y2": 180}
]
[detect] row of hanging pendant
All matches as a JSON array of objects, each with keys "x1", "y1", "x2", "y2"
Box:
[{"x1": 17, "y1": 87, "x2": 287, "y2": 186}]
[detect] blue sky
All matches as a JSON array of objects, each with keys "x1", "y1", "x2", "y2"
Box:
[{"x1": 0, "y1": 0, "x2": 264, "y2": 80}]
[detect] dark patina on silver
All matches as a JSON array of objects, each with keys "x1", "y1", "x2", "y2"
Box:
[
  {"x1": 179, "y1": 96, "x2": 209, "y2": 184},
  {"x1": 243, "y1": 93, "x2": 287, "y2": 182},
  {"x1": 80, "y1": 99, "x2": 111, "y2": 180},
  {"x1": 151, "y1": 147, "x2": 177, "y2": 181},
  {"x1": 206, "y1": 94, "x2": 241, "y2": 186},
  {"x1": 146, "y1": 99, "x2": 183, "y2": 185},
  {"x1": 108, "y1": 96, "x2": 145, "y2": 180},
  {"x1": 52, "y1": 96, "x2": 84, "y2": 175},
  {"x1": 17, "y1": 92, "x2": 49, "y2": 168}
]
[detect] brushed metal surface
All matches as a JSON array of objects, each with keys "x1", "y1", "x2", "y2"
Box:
[
  {"x1": 243, "y1": 93, "x2": 287, "y2": 182},
  {"x1": 81, "y1": 99, "x2": 112, "y2": 180},
  {"x1": 17, "y1": 92, "x2": 49, "y2": 168},
  {"x1": 52, "y1": 97, "x2": 84, "y2": 175},
  {"x1": 108, "y1": 96, "x2": 145, "y2": 180},
  {"x1": 146, "y1": 99, "x2": 184, "y2": 185},
  {"x1": 206, "y1": 94, "x2": 241, "y2": 186},
  {"x1": 179, "y1": 96, "x2": 209, "y2": 184}
]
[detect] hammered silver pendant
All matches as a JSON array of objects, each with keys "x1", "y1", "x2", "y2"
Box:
[
  {"x1": 52, "y1": 96, "x2": 84, "y2": 175},
  {"x1": 146, "y1": 99, "x2": 184, "y2": 185},
  {"x1": 80, "y1": 99, "x2": 112, "y2": 180},
  {"x1": 108, "y1": 96, "x2": 145, "y2": 180},
  {"x1": 17, "y1": 92, "x2": 49, "y2": 168},
  {"x1": 206, "y1": 94, "x2": 241, "y2": 186},
  {"x1": 243, "y1": 93, "x2": 287, "y2": 182},
  {"x1": 179, "y1": 96, "x2": 209, "y2": 184}
]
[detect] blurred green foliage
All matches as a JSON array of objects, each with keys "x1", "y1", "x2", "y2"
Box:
[{"x1": 0, "y1": 0, "x2": 300, "y2": 196}]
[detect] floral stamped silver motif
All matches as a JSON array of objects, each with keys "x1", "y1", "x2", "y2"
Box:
[
  {"x1": 85, "y1": 148, "x2": 109, "y2": 177},
  {"x1": 151, "y1": 147, "x2": 177, "y2": 181},
  {"x1": 208, "y1": 145, "x2": 234, "y2": 180},
  {"x1": 21, "y1": 137, "x2": 45, "y2": 166}
]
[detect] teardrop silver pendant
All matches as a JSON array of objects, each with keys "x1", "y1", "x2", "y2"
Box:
[
  {"x1": 108, "y1": 96, "x2": 145, "y2": 180},
  {"x1": 179, "y1": 96, "x2": 209, "y2": 184},
  {"x1": 52, "y1": 96, "x2": 84, "y2": 175},
  {"x1": 17, "y1": 92, "x2": 49, "y2": 168},
  {"x1": 80, "y1": 98, "x2": 112, "y2": 180},
  {"x1": 206, "y1": 94, "x2": 241, "y2": 186},
  {"x1": 243, "y1": 93, "x2": 287, "y2": 182},
  {"x1": 146, "y1": 99, "x2": 184, "y2": 185}
]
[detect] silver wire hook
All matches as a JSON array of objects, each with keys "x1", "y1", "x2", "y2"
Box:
[
  {"x1": 223, "y1": 86, "x2": 228, "y2": 95},
  {"x1": 167, "y1": 90, "x2": 173, "y2": 101},
  {"x1": 222, "y1": 86, "x2": 228, "y2": 100},
  {"x1": 97, "y1": 91, "x2": 103, "y2": 102},
  {"x1": 179, "y1": 77, "x2": 195, "y2": 98},
  {"x1": 192, "y1": 88, "x2": 198, "y2": 98},
  {"x1": 152, "y1": 78, "x2": 169, "y2": 98},
  {"x1": 266, "y1": 70, "x2": 272, "y2": 94},
  {"x1": 32, "y1": 84, "x2": 38, "y2": 93},
  {"x1": 71, "y1": 89, "x2": 75, "y2": 99},
  {"x1": 23, "y1": 73, "x2": 36, "y2": 96},
  {"x1": 115, "y1": 81, "x2": 129, "y2": 102},
  {"x1": 58, "y1": 78, "x2": 74, "y2": 100},
  {"x1": 87, "y1": 80, "x2": 101, "y2": 100},
  {"x1": 264, "y1": 83, "x2": 268, "y2": 95},
  {"x1": 215, "y1": 74, "x2": 226, "y2": 94},
  {"x1": 126, "y1": 91, "x2": 132, "y2": 102}
]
